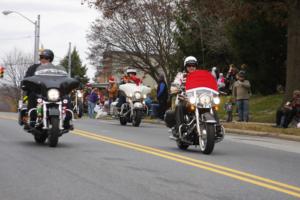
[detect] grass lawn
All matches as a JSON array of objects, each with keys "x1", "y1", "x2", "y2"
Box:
[{"x1": 218, "y1": 94, "x2": 284, "y2": 123}]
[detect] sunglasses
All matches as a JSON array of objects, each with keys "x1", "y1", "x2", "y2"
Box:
[
  {"x1": 39, "y1": 56, "x2": 49, "y2": 60},
  {"x1": 186, "y1": 65, "x2": 196, "y2": 68}
]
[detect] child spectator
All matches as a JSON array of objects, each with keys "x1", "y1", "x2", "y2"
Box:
[{"x1": 224, "y1": 97, "x2": 235, "y2": 122}]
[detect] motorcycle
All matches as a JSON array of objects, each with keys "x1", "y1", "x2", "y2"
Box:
[
  {"x1": 72, "y1": 89, "x2": 84, "y2": 118},
  {"x1": 19, "y1": 64, "x2": 79, "y2": 147},
  {"x1": 165, "y1": 70, "x2": 225, "y2": 154},
  {"x1": 113, "y1": 83, "x2": 151, "y2": 127}
]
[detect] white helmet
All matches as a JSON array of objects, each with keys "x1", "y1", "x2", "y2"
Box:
[
  {"x1": 126, "y1": 68, "x2": 137, "y2": 75},
  {"x1": 184, "y1": 56, "x2": 198, "y2": 68}
]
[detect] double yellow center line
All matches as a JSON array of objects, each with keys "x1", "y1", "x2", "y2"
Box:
[
  {"x1": 1, "y1": 116, "x2": 300, "y2": 198},
  {"x1": 73, "y1": 129, "x2": 300, "y2": 198}
]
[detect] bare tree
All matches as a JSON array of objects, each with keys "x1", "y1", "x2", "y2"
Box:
[
  {"x1": 87, "y1": 0, "x2": 179, "y2": 85},
  {"x1": 0, "y1": 48, "x2": 33, "y2": 103}
]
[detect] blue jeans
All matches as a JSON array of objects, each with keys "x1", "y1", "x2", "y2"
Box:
[
  {"x1": 88, "y1": 101, "x2": 96, "y2": 118},
  {"x1": 236, "y1": 99, "x2": 249, "y2": 122}
]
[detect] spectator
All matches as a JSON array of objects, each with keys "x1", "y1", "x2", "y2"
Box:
[
  {"x1": 225, "y1": 64, "x2": 238, "y2": 94},
  {"x1": 88, "y1": 88, "x2": 99, "y2": 119},
  {"x1": 211, "y1": 66, "x2": 219, "y2": 81},
  {"x1": 224, "y1": 97, "x2": 235, "y2": 122},
  {"x1": 232, "y1": 71, "x2": 251, "y2": 122},
  {"x1": 107, "y1": 76, "x2": 118, "y2": 107},
  {"x1": 156, "y1": 74, "x2": 169, "y2": 120},
  {"x1": 144, "y1": 94, "x2": 153, "y2": 115},
  {"x1": 240, "y1": 64, "x2": 247, "y2": 74},
  {"x1": 275, "y1": 90, "x2": 300, "y2": 128},
  {"x1": 217, "y1": 73, "x2": 226, "y2": 92},
  {"x1": 98, "y1": 89, "x2": 105, "y2": 106}
]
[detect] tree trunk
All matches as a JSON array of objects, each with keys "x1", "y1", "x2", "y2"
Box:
[{"x1": 285, "y1": 0, "x2": 300, "y2": 100}]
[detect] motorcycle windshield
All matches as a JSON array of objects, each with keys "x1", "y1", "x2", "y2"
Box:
[
  {"x1": 185, "y1": 70, "x2": 218, "y2": 94},
  {"x1": 119, "y1": 83, "x2": 151, "y2": 97},
  {"x1": 21, "y1": 63, "x2": 79, "y2": 95},
  {"x1": 35, "y1": 64, "x2": 68, "y2": 76}
]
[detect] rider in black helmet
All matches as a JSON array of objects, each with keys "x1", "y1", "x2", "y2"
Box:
[
  {"x1": 25, "y1": 49, "x2": 54, "y2": 78},
  {"x1": 23, "y1": 49, "x2": 72, "y2": 129}
]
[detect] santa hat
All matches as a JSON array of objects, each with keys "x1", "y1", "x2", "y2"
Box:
[{"x1": 109, "y1": 76, "x2": 115, "y2": 83}]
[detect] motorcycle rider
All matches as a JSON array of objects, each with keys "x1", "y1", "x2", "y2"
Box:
[
  {"x1": 171, "y1": 56, "x2": 197, "y2": 136},
  {"x1": 170, "y1": 56, "x2": 222, "y2": 138},
  {"x1": 23, "y1": 49, "x2": 71, "y2": 129},
  {"x1": 116, "y1": 68, "x2": 141, "y2": 109}
]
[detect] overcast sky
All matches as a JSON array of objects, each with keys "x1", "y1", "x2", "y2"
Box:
[{"x1": 0, "y1": 0, "x2": 99, "y2": 81}]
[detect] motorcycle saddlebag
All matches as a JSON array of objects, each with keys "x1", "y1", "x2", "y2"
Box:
[{"x1": 164, "y1": 109, "x2": 176, "y2": 128}]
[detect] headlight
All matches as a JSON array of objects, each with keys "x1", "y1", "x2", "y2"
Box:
[
  {"x1": 143, "y1": 94, "x2": 147, "y2": 99},
  {"x1": 134, "y1": 92, "x2": 142, "y2": 100},
  {"x1": 189, "y1": 96, "x2": 196, "y2": 104},
  {"x1": 213, "y1": 97, "x2": 220, "y2": 105},
  {"x1": 47, "y1": 89, "x2": 60, "y2": 101},
  {"x1": 128, "y1": 93, "x2": 133, "y2": 98},
  {"x1": 199, "y1": 94, "x2": 212, "y2": 105},
  {"x1": 77, "y1": 91, "x2": 83, "y2": 98}
]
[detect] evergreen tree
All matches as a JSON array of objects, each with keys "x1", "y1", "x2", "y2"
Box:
[{"x1": 60, "y1": 47, "x2": 89, "y2": 85}]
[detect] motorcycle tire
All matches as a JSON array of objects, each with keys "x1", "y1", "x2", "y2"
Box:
[
  {"x1": 200, "y1": 123, "x2": 215, "y2": 154},
  {"x1": 48, "y1": 117, "x2": 59, "y2": 147},
  {"x1": 120, "y1": 116, "x2": 127, "y2": 126},
  {"x1": 132, "y1": 110, "x2": 142, "y2": 127}
]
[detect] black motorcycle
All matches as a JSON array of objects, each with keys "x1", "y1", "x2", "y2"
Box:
[
  {"x1": 19, "y1": 64, "x2": 79, "y2": 147},
  {"x1": 165, "y1": 70, "x2": 225, "y2": 154}
]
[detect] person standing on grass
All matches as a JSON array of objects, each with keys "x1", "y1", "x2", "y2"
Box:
[
  {"x1": 224, "y1": 97, "x2": 235, "y2": 122},
  {"x1": 232, "y1": 71, "x2": 251, "y2": 122}
]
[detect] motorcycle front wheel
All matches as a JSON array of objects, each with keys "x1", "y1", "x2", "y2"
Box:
[
  {"x1": 199, "y1": 123, "x2": 215, "y2": 154},
  {"x1": 48, "y1": 117, "x2": 59, "y2": 147},
  {"x1": 120, "y1": 116, "x2": 127, "y2": 125},
  {"x1": 132, "y1": 110, "x2": 142, "y2": 127}
]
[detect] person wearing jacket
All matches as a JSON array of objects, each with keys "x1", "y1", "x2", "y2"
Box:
[
  {"x1": 116, "y1": 68, "x2": 141, "y2": 109},
  {"x1": 232, "y1": 71, "x2": 251, "y2": 122},
  {"x1": 88, "y1": 88, "x2": 99, "y2": 118},
  {"x1": 156, "y1": 74, "x2": 168, "y2": 120},
  {"x1": 107, "y1": 76, "x2": 118, "y2": 106},
  {"x1": 23, "y1": 49, "x2": 54, "y2": 128},
  {"x1": 171, "y1": 56, "x2": 197, "y2": 135},
  {"x1": 275, "y1": 90, "x2": 300, "y2": 128}
]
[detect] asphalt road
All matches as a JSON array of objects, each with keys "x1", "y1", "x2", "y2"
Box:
[{"x1": 0, "y1": 112, "x2": 300, "y2": 200}]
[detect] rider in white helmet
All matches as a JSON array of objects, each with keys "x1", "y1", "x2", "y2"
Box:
[
  {"x1": 170, "y1": 56, "x2": 198, "y2": 137},
  {"x1": 172, "y1": 56, "x2": 198, "y2": 86}
]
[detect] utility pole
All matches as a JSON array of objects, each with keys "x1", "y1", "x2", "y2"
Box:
[
  {"x1": 34, "y1": 15, "x2": 40, "y2": 64},
  {"x1": 68, "y1": 42, "x2": 72, "y2": 77}
]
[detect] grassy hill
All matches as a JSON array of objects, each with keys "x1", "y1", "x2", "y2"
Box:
[{"x1": 218, "y1": 94, "x2": 284, "y2": 123}]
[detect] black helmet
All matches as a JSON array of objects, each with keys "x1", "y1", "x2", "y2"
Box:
[{"x1": 40, "y1": 49, "x2": 54, "y2": 62}]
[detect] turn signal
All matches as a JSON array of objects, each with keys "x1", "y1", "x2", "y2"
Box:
[
  {"x1": 213, "y1": 105, "x2": 219, "y2": 111},
  {"x1": 187, "y1": 103, "x2": 196, "y2": 112}
]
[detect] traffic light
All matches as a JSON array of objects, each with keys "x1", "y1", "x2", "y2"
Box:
[{"x1": 0, "y1": 66, "x2": 4, "y2": 78}]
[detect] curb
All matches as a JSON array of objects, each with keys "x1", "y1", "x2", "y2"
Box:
[
  {"x1": 226, "y1": 128, "x2": 300, "y2": 142},
  {"x1": 141, "y1": 118, "x2": 300, "y2": 142}
]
